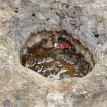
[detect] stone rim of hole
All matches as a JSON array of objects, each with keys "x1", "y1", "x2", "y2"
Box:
[{"x1": 20, "y1": 30, "x2": 95, "y2": 80}]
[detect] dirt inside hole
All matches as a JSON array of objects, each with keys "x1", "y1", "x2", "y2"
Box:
[{"x1": 21, "y1": 31, "x2": 92, "y2": 80}]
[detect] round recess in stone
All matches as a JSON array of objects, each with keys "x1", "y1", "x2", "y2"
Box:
[{"x1": 20, "y1": 30, "x2": 94, "y2": 80}]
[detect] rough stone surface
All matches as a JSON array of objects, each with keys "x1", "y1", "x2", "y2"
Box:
[{"x1": 0, "y1": 0, "x2": 107, "y2": 107}]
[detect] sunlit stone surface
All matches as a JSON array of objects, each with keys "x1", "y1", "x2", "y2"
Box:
[{"x1": 0, "y1": 0, "x2": 107, "y2": 107}]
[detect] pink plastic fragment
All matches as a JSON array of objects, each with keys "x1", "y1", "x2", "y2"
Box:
[{"x1": 54, "y1": 43, "x2": 70, "y2": 49}]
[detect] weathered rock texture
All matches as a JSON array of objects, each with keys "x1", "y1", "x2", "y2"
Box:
[{"x1": 0, "y1": 0, "x2": 107, "y2": 107}]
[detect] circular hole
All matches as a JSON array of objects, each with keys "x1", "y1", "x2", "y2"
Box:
[
  {"x1": 47, "y1": 18, "x2": 49, "y2": 21},
  {"x1": 73, "y1": 12, "x2": 76, "y2": 14},
  {"x1": 94, "y1": 34, "x2": 99, "y2": 38},
  {"x1": 66, "y1": 4, "x2": 69, "y2": 8},
  {"x1": 14, "y1": 7, "x2": 19, "y2": 13},
  {"x1": 32, "y1": 13, "x2": 36, "y2": 17},
  {"x1": 20, "y1": 30, "x2": 94, "y2": 80}
]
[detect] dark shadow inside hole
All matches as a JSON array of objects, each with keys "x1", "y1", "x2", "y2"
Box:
[
  {"x1": 66, "y1": 4, "x2": 69, "y2": 8},
  {"x1": 73, "y1": 12, "x2": 76, "y2": 14},
  {"x1": 47, "y1": 18, "x2": 49, "y2": 21},
  {"x1": 14, "y1": 8, "x2": 18, "y2": 13},
  {"x1": 94, "y1": 34, "x2": 99, "y2": 38},
  {"x1": 32, "y1": 13, "x2": 36, "y2": 17}
]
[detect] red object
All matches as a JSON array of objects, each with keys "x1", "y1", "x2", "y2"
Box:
[{"x1": 54, "y1": 43, "x2": 70, "y2": 49}]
